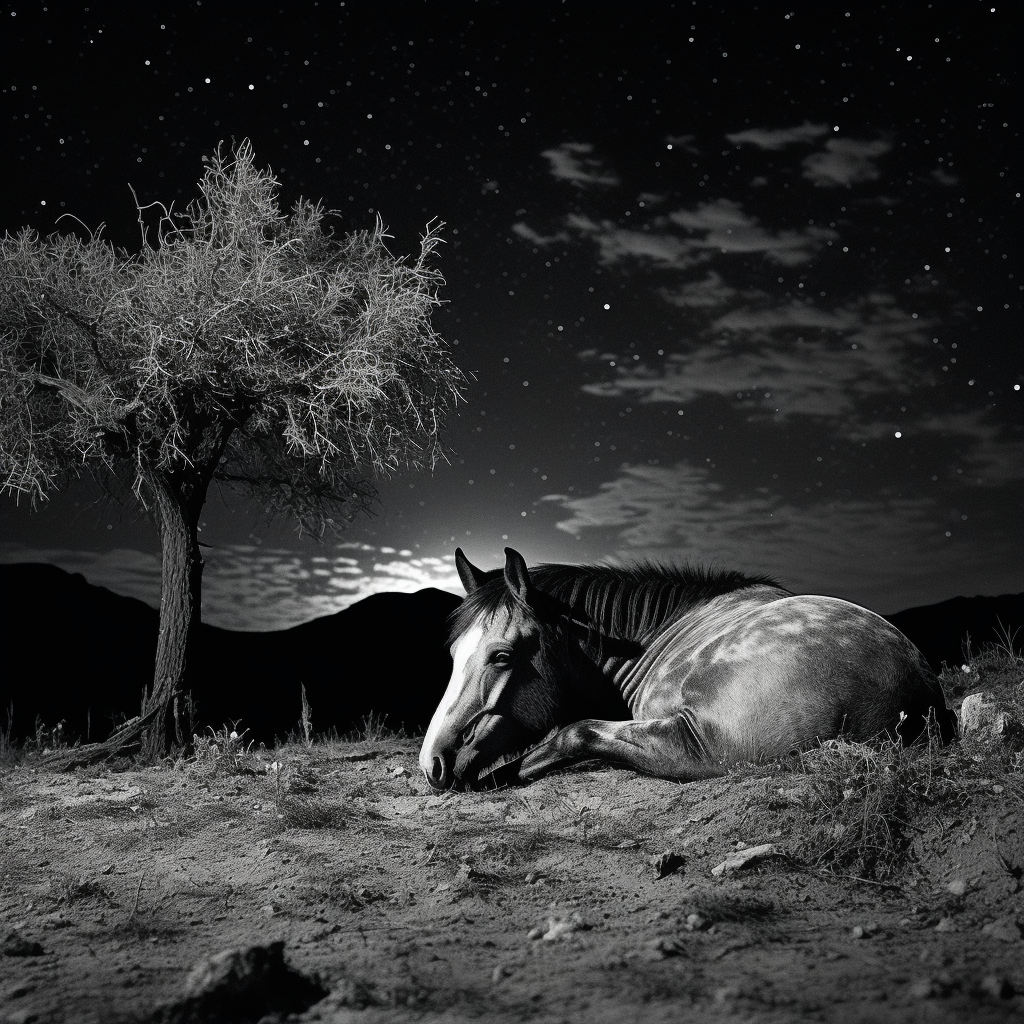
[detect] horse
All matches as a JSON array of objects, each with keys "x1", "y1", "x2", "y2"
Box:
[{"x1": 418, "y1": 547, "x2": 957, "y2": 790}]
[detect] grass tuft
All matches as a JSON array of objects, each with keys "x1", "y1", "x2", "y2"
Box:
[{"x1": 794, "y1": 736, "x2": 924, "y2": 880}]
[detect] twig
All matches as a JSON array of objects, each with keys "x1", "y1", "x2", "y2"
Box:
[
  {"x1": 815, "y1": 869, "x2": 903, "y2": 891},
  {"x1": 127, "y1": 871, "x2": 146, "y2": 926}
]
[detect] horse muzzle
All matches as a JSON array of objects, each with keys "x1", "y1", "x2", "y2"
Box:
[{"x1": 419, "y1": 713, "x2": 526, "y2": 791}]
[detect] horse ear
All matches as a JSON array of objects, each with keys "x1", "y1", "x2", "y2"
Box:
[
  {"x1": 455, "y1": 547, "x2": 489, "y2": 595},
  {"x1": 503, "y1": 547, "x2": 534, "y2": 609}
]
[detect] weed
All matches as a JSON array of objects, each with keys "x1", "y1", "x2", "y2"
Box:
[
  {"x1": 342, "y1": 712, "x2": 406, "y2": 743},
  {"x1": 191, "y1": 723, "x2": 260, "y2": 774},
  {"x1": 300, "y1": 682, "x2": 314, "y2": 748},
  {"x1": 794, "y1": 736, "x2": 925, "y2": 881},
  {"x1": 49, "y1": 872, "x2": 112, "y2": 907}
]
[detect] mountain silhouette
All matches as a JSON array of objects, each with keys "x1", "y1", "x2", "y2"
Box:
[
  {"x1": 883, "y1": 592, "x2": 1023, "y2": 672},
  {"x1": 1, "y1": 563, "x2": 1020, "y2": 746},
  {"x1": 0, "y1": 563, "x2": 459, "y2": 745}
]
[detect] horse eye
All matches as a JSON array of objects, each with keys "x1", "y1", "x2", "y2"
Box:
[{"x1": 490, "y1": 650, "x2": 512, "y2": 665}]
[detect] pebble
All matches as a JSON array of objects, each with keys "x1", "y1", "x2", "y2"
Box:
[
  {"x1": 981, "y1": 918, "x2": 1023, "y2": 942},
  {"x1": 649, "y1": 936, "x2": 686, "y2": 959},
  {"x1": 650, "y1": 850, "x2": 685, "y2": 879},
  {"x1": 978, "y1": 975, "x2": 1015, "y2": 999}
]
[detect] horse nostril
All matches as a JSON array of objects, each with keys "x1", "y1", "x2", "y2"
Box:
[{"x1": 429, "y1": 755, "x2": 447, "y2": 788}]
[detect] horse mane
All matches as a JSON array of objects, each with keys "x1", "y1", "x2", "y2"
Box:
[{"x1": 450, "y1": 560, "x2": 786, "y2": 645}]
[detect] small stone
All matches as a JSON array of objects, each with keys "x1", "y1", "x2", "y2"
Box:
[
  {"x1": 259, "y1": 903, "x2": 278, "y2": 918},
  {"x1": 491, "y1": 965, "x2": 511, "y2": 982},
  {"x1": 981, "y1": 918, "x2": 1023, "y2": 942},
  {"x1": 685, "y1": 913, "x2": 709, "y2": 932},
  {"x1": 526, "y1": 927, "x2": 543, "y2": 941},
  {"x1": 538, "y1": 914, "x2": 590, "y2": 941},
  {"x1": 934, "y1": 917, "x2": 956, "y2": 933},
  {"x1": 650, "y1": 936, "x2": 686, "y2": 958},
  {"x1": 908, "y1": 978, "x2": 937, "y2": 999},
  {"x1": 711, "y1": 843, "x2": 783, "y2": 877},
  {"x1": 946, "y1": 878, "x2": 967, "y2": 896},
  {"x1": 650, "y1": 849, "x2": 686, "y2": 880},
  {"x1": 978, "y1": 974, "x2": 1015, "y2": 999},
  {"x1": 2, "y1": 931, "x2": 44, "y2": 957}
]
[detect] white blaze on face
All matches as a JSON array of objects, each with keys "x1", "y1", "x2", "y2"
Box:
[{"x1": 418, "y1": 624, "x2": 484, "y2": 777}]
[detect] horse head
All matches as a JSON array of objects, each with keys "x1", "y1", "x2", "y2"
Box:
[{"x1": 418, "y1": 547, "x2": 587, "y2": 790}]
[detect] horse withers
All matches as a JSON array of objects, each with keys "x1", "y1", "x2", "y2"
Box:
[{"x1": 418, "y1": 548, "x2": 956, "y2": 790}]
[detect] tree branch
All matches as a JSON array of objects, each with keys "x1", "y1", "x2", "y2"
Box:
[{"x1": 42, "y1": 294, "x2": 112, "y2": 376}]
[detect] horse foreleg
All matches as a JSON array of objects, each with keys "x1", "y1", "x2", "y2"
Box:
[{"x1": 518, "y1": 711, "x2": 726, "y2": 783}]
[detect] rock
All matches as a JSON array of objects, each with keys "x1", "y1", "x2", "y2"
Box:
[
  {"x1": 908, "y1": 978, "x2": 939, "y2": 999},
  {"x1": 978, "y1": 974, "x2": 1016, "y2": 999},
  {"x1": 153, "y1": 941, "x2": 327, "y2": 1023},
  {"x1": 649, "y1": 936, "x2": 686, "y2": 959},
  {"x1": 711, "y1": 843, "x2": 784, "y2": 877},
  {"x1": 531, "y1": 913, "x2": 591, "y2": 941},
  {"x1": 650, "y1": 849, "x2": 686, "y2": 880},
  {"x1": 2, "y1": 930, "x2": 44, "y2": 957},
  {"x1": 959, "y1": 692, "x2": 1024, "y2": 749},
  {"x1": 934, "y1": 917, "x2": 956, "y2": 933},
  {"x1": 851, "y1": 922, "x2": 880, "y2": 939},
  {"x1": 981, "y1": 917, "x2": 1023, "y2": 942},
  {"x1": 946, "y1": 878, "x2": 968, "y2": 896},
  {"x1": 685, "y1": 913, "x2": 709, "y2": 932}
]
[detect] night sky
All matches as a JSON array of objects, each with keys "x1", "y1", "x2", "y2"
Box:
[{"x1": 2, "y1": 3, "x2": 1020, "y2": 630}]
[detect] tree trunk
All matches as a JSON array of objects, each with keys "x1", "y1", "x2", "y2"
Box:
[
  {"x1": 141, "y1": 467, "x2": 206, "y2": 759},
  {"x1": 38, "y1": 466, "x2": 208, "y2": 770}
]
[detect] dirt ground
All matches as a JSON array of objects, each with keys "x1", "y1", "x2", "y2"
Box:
[{"x1": 1, "y1": 729, "x2": 1022, "y2": 1024}]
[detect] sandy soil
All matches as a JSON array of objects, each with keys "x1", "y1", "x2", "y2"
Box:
[{"x1": 1, "y1": 736, "x2": 1021, "y2": 1024}]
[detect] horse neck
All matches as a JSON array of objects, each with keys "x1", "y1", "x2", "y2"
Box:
[{"x1": 548, "y1": 570, "x2": 688, "y2": 695}]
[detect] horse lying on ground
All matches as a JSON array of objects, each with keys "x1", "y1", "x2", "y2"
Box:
[{"x1": 418, "y1": 548, "x2": 957, "y2": 790}]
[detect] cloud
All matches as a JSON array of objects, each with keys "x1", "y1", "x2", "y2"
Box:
[
  {"x1": 802, "y1": 138, "x2": 891, "y2": 187},
  {"x1": 522, "y1": 199, "x2": 836, "y2": 270},
  {"x1": 511, "y1": 221, "x2": 569, "y2": 246},
  {"x1": 541, "y1": 461, "x2": 979, "y2": 611},
  {"x1": 0, "y1": 542, "x2": 463, "y2": 632},
  {"x1": 930, "y1": 167, "x2": 959, "y2": 186},
  {"x1": 726, "y1": 121, "x2": 830, "y2": 150},
  {"x1": 666, "y1": 199, "x2": 836, "y2": 265},
  {"x1": 659, "y1": 271, "x2": 739, "y2": 308},
  {"x1": 581, "y1": 297, "x2": 932, "y2": 428},
  {"x1": 564, "y1": 214, "x2": 698, "y2": 267},
  {"x1": 540, "y1": 142, "x2": 620, "y2": 187}
]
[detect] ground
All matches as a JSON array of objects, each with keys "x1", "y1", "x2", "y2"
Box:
[{"x1": 1, "y1": 685, "x2": 1022, "y2": 1023}]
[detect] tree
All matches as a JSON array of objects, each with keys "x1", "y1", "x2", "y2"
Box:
[{"x1": 0, "y1": 141, "x2": 465, "y2": 762}]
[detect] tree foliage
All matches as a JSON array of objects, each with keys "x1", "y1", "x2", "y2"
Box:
[
  {"x1": 0, "y1": 140, "x2": 465, "y2": 761},
  {"x1": 0, "y1": 140, "x2": 464, "y2": 532}
]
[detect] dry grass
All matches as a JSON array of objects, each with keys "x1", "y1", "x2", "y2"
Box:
[{"x1": 787, "y1": 640, "x2": 1022, "y2": 880}]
